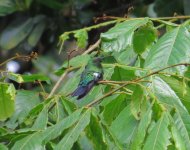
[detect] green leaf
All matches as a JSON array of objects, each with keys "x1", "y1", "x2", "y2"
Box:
[
  {"x1": 59, "y1": 68, "x2": 83, "y2": 95},
  {"x1": 42, "y1": 108, "x2": 83, "y2": 143},
  {"x1": 101, "y1": 18, "x2": 149, "y2": 52},
  {"x1": 0, "y1": 83, "x2": 16, "y2": 121},
  {"x1": 55, "y1": 54, "x2": 91, "y2": 75},
  {"x1": 143, "y1": 112, "x2": 171, "y2": 150},
  {"x1": 0, "y1": 0, "x2": 17, "y2": 16},
  {"x1": 23, "y1": 102, "x2": 45, "y2": 126},
  {"x1": 74, "y1": 29, "x2": 88, "y2": 48},
  {"x1": 5, "y1": 90, "x2": 40, "y2": 129},
  {"x1": 113, "y1": 47, "x2": 137, "y2": 65},
  {"x1": 50, "y1": 97, "x2": 66, "y2": 123},
  {"x1": 184, "y1": 66, "x2": 190, "y2": 78},
  {"x1": 61, "y1": 97, "x2": 77, "y2": 115},
  {"x1": 101, "y1": 121, "x2": 123, "y2": 149},
  {"x1": 171, "y1": 122, "x2": 186, "y2": 150},
  {"x1": 8, "y1": 73, "x2": 50, "y2": 84},
  {"x1": 85, "y1": 110, "x2": 107, "y2": 150},
  {"x1": 144, "y1": 25, "x2": 190, "y2": 74},
  {"x1": 110, "y1": 105, "x2": 138, "y2": 147},
  {"x1": 77, "y1": 133, "x2": 94, "y2": 150},
  {"x1": 130, "y1": 108, "x2": 152, "y2": 150},
  {"x1": 133, "y1": 23, "x2": 157, "y2": 54},
  {"x1": 152, "y1": 76, "x2": 187, "y2": 112},
  {"x1": 0, "y1": 143, "x2": 8, "y2": 150},
  {"x1": 11, "y1": 108, "x2": 83, "y2": 150},
  {"x1": 102, "y1": 94, "x2": 127, "y2": 125},
  {"x1": 32, "y1": 106, "x2": 48, "y2": 130},
  {"x1": 59, "y1": 33, "x2": 69, "y2": 53},
  {"x1": 111, "y1": 64, "x2": 137, "y2": 81},
  {"x1": 160, "y1": 75, "x2": 190, "y2": 113},
  {"x1": 130, "y1": 84, "x2": 145, "y2": 119},
  {"x1": 0, "y1": 18, "x2": 34, "y2": 50},
  {"x1": 59, "y1": 54, "x2": 90, "y2": 69},
  {"x1": 173, "y1": 111, "x2": 190, "y2": 150},
  {"x1": 55, "y1": 109, "x2": 91, "y2": 150},
  {"x1": 27, "y1": 16, "x2": 46, "y2": 47}
]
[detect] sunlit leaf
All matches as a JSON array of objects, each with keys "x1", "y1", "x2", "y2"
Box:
[
  {"x1": 8, "y1": 73, "x2": 50, "y2": 84},
  {"x1": 0, "y1": 83, "x2": 15, "y2": 121},
  {"x1": 152, "y1": 76, "x2": 187, "y2": 112},
  {"x1": 173, "y1": 111, "x2": 190, "y2": 150},
  {"x1": 11, "y1": 108, "x2": 83, "y2": 150},
  {"x1": 101, "y1": 18, "x2": 149, "y2": 52},
  {"x1": 160, "y1": 75, "x2": 190, "y2": 113},
  {"x1": 113, "y1": 47, "x2": 137, "y2": 65},
  {"x1": 110, "y1": 105, "x2": 138, "y2": 147},
  {"x1": 55, "y1": 109, "x2": 91, "y2": 150},
  {"x1": 143, "y1": 112, "x2": 171, "y2": 150},
  {"x1": 144, "y1": 25, "x2": 190, "y2": 74},
  {"x1": 170, "y1": 121, "x2": 186, "y2": 150},
  {"x1": 5, "y1": 90, "x2": 40, "y2": 129},
  {"x1": 32, "y1": 106, "x2": 48, "y2": 130},
  {"x1": 74, "y1": 29, "x2": 88, "y2": 48},
  {"x1": 130, "y1": 108, "x2": 152, "y2": 150},
  {"x1": 59, "y1": 33, "x2": 69, "y2": 53},
  {"x1": 0, "y1": 143, "x2": 8, "y2": 150}
]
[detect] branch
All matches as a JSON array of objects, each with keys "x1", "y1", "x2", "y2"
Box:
[
  {"x1": 48, "y1": 67, "x2": 78, "y2": 98},
  {"x1": 82, "y1": 39, "x2": 101, "y2": 55},
  {"x1": 0, "y1": 52, "x2": 38, "y2": 67},
  {"x1": 98, "y1": 80, "x2": 151, "y2": 84},
  {"x1": 86, "y1": 63, "x2": 190, "y2": 107}
]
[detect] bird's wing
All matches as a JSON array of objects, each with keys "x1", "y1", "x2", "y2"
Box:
[{"x1": 79, "y1": 71, "x2": 95, "y2": 86}]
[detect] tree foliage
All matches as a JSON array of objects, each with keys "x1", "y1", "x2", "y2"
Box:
[{"x1": 1, "y1": 0, "x2": 190, "y2": 150}]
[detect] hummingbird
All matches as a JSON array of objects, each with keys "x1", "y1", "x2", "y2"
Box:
[{"x1": 71, "y1": 57, "x2": 103, "y2": 100}]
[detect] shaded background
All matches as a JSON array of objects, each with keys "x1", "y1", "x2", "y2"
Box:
[{"x1": 0, "y1": 0, "x2": 189, "y2": 90}]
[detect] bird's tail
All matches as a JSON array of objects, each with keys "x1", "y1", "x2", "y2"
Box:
[{"x1": 71, "y1": 81, "x2": 95, "y2": 100}]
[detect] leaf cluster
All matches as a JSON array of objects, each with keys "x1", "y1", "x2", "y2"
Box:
[{"x1": 1, "y1": 15, "x2": 190, "y2": 150}]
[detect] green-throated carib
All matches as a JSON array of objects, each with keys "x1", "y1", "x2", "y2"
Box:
[{"x1": 71, "y1": 57, "x2": 103, "y2": 99}]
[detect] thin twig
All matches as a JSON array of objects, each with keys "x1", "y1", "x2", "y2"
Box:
[
  {"x1": 98, "y1": 80, "x2": 151, "y2": 84},
  {"x1": 59, "y1": 15, "x2": 190, "y2": 44},
  {"x1": 86, "y1": 63, "x2": 190, "y2": 107},
  {"x1": 47, "y1": 67, "x2": 78, "y2": 98},
  {"x1": 82, "y1": 39, "x2": 101, "y2": 55},
  {"x1": 67, "y1": 49, "x2": 77, "y2": 68},
  {"x1": 0, "y1": 52, "x2": 38, "y2": 67},
  {"x1": 37, "y1": 81, "x2": 46, "y2": 93}
]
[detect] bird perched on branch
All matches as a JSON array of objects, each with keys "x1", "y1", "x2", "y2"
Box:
[{"x1": 71, "y1": 57, "x2": 103, "y2": 99}]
